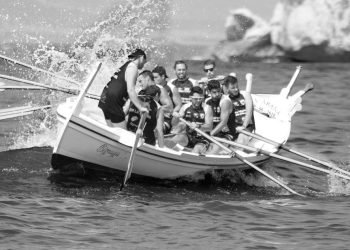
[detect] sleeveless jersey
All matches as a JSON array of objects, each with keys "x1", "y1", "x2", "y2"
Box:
[
  {"x1": 183, "y1": 103, "x2": 205, "y2": 137},
  {"x1": 98, "y1": 61, "x2": 131, "y2": 113},
  {"x1": 127, "y1": 94, "x2": 159, "y2": 145},
  {"x1": 169, "y1": 78, "x2": 194, "y2": 104},
  {"x1": 229, "y1": 92, "x2": 253, "y2": 127},
  {"x1": 206, "y1": 95, "x2": 235, "y2": 134}
]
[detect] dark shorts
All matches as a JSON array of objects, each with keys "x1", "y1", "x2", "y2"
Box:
[
  {"x1": 99, "y1": 105, "x2": 125, "y2": 123},
  {"x1": 163, "y1": 115, "x2": 172, "y2": 134},
  {"x1": 216, "y1": 131, "x2": 236, "y2": 141},
  {"x1": 186, "y1": 134, "x2": 210, "y2": 149}
]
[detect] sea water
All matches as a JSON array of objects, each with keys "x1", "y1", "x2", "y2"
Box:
[{"x1": 1, "y1": 1, "x2": 350, "y2": 250}]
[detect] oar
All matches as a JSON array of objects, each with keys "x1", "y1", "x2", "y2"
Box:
[
  {"x1": 214, "y1": 137, "x2": 350, "y2": 181},
  {"x1": 0, "y1": 54, "x2": 80, "y2": 86},
  {"x1": 0, "y1": 74, "x2": 100, "y2": 100},
  {"x1": 290, "y1": 82, "x2": 314, "y2": 101},
  {"x1": 0, "y1": 85, "x2": 45, "y2": 90},
  {"x1": 245, "y1": 73, "x2": 253, "y2": 93},
  {"x1": 280, "y1": 65, "x2": 302, "y2": 98},
  {"x1": 0, "y1": 105, "x2": 32, "y2": 115},
  {"x1": 237, "y1": 128, "x2": 350, "y2": 177},
  {"x1": 0, "y1": 105, "x2": 52, "y2": 120},
  {"x1": 179, "y1": 118, "x2": 304, "y2": 196},
  {"x1": 0, "y1": 74, "x2": 78, "y2": 94},
  {"x1": 120, "y1": 112, "x2": 148, "y2": 191}
]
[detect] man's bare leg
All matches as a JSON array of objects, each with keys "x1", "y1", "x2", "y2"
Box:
[{"x1": 106, "y1": 119, "x2": 127, "y2": 129}]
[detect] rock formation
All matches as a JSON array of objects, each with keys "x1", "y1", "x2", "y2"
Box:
[
  {"x1": 213, "y1": 8, "x2": 284, "y2": 62},
  {"x1": 213, "y1": 0, "x2": 350, "y2": 62},
  {"x1": 271, "y1": 0, "x2": 350, "y2": 62}
]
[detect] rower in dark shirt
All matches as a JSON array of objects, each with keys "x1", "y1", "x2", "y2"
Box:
[
  {"x1": 126, "y1": 85, "x2": 162, "y2": 146},
  {"x1": 98, "y1": 49, "x2": 148, "y2": 129}
]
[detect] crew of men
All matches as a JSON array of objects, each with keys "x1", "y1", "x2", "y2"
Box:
[{"x1": 98, "y1": 49, "x2": 254, "y2": 154}]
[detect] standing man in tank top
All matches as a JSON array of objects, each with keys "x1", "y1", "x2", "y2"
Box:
[{"x1": 98, "y1": 49, "x2": 149, "y2": 129}]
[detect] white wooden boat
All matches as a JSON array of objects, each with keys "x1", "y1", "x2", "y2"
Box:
[{"x1": 51, "y1": 72, "x2": 304, "y2": 180}]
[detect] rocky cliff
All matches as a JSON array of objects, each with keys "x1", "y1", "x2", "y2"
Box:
[{"x1": 213, "y1": 0, "x2": 350, "y2": 62}]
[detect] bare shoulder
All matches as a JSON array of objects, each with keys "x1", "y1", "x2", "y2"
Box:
[{"x1": 125, "y1": 62, "x2": 138, "y2": 74}]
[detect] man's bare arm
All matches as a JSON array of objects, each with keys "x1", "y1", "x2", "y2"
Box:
[
  {"x1": 210, "y1": 100, "x2": 232, "y2": 136},
  {"x1": 125, "y1": 64, "x2": 146, "y2": 112},
  {"x1": 171, "y1": 87, "x2": 182, "y2": 114}
]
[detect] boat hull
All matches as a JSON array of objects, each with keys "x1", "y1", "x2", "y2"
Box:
[{"x1": 52, "y1": 113, "x2": 270, "y2": 179}]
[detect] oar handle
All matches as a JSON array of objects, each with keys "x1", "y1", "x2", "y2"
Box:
[
  {"x1": 280, "y1": 66, "x2": 302, "y2": 98},
  {"x1": 237, "y1": 128, "x2": 280, "y2": 147},
  {"x1": 179, "y1": 118, "x2": 232, "y2": 154},
  {"x1": 245, "y1": 73, "x2": 253, "y2": 93}
]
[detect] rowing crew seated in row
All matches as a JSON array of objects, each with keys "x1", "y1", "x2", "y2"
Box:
[{"x1": 165, "y1": 77, "x2": 254, "y2": 154}]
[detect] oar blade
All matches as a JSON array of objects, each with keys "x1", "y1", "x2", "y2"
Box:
[{"x1": 120, "y1": 112, "x2": 148, "y2": 191}]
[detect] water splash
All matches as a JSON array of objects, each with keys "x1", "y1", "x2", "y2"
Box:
[
  {"x1": 1, "y1": 0, "x2": 173, "y2": 150},
  {"x1": 327, "y1": 162, "x2": 350, "y2": 195}
]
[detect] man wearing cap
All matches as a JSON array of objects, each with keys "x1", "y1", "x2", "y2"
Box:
[
  {"x1": 98, "y1": 48, "x2": 149, "y2": 129},
  {"x1": 126, "y1": 84, "x2": 164, "y2": 147},
  {"x1": 152, "y1": 66, "x2": 182, "y2": 134}
]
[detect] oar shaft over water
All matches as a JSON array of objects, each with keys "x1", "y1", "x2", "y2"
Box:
[
  {"x1": 0, "y1": 74, "x2": 78, "y2": 94},
  {"x1": 179, "y1": 118, "x2": 304, "y2": 197},
  {"x1": 237, "y1": 128, "x2": 350, "y2": 178},
  {"x1": 0, "y1": 54, "x2": 80, "y2": 86},
  {"x1": 214, "y1": 137, "x2": 350, "y2": 181}
]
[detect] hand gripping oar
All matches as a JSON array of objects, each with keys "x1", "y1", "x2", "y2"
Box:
[
  {"x1": 280, "y1": 65, "x2": 302, "y2": 98},
  {"x1": 214, "y1": 137, "x2": 350, "y2": 181},
  {"x1": 120, "y1": 112, "x2": 148, "y2": 191},
  {"x1": 179, "y1": 118, "x2": 304, "y2": 196},
  {"x1": 237, "y1": 128, "x2": 350, "y2": 177},
  {"x1": 0, "y1": 54, "x2": 80, "y2": 86}
]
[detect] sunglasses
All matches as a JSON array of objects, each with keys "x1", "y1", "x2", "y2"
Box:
[{"x1": 203, "y1": 68, "x2": 214, "y2": 73}]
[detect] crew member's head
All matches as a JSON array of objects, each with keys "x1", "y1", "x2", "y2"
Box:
[
  {"x1": 128, "y1": 48, "x2": 147, "y2": 69},
  {"x1": 140, "y1": 85, "x2": 161, "y2": 103},
  {"x1": 190, "y1": 86, "x2": 204, "y2": 109},
  {"x1": 152, "y1": 66, "x2": 168, "y2": 85},
  {"x1": 203, "y1": 59, "x2": 216, "y2": 79},
  {"x1": 207, "y1": 80, "x2": 222, "y2": 101},
  {"x1": 138, "y1": 70, "x2": 154, "y2": 89},
  {"x1": 222, "y1": 75, "x2": 239, "y2": 97},
  {"x1": 174, "y1": 60, "x2": 188, "y2": 81}
]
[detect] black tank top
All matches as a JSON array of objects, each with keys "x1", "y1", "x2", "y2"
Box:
[
  {"x1": 206, "y1": 97, "x2": 236, "y2": 135},
  {"x1": 184, "y1": 105, "x2": 205, "y2": 137},
  {"x1": 172, "y1": 78, "x2": 193, "y2": 104},
  {"x1": 127, "y1": 95, "x2": 158, "y2": 145},
  {"x1": 230, "y1": 93, "x2": 248, "y2": 126},
  {"x1": 98, "y1": 61, "x2": 131, "y2": 113},
  {"x1": 205, "y1": 98, "x2": 221, "y2": 127}
]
